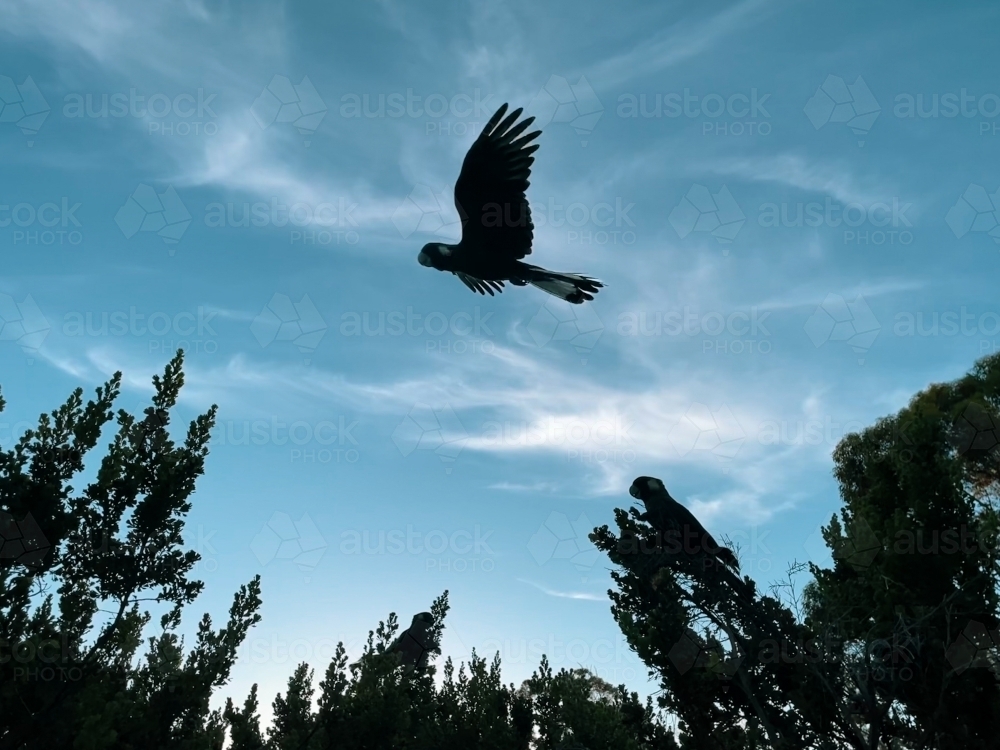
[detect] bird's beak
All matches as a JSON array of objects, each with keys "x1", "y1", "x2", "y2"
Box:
[
  {"x1": 418, "y1": 251, "x2": 432, "y2": 267},
  {"x1": 629, "y1": 485, "x2": 640, "y2": 500}
]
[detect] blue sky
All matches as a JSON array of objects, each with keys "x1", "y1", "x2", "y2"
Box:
[{"x1": 2, "y1": 0, "x2": 1000, "y2": 726}]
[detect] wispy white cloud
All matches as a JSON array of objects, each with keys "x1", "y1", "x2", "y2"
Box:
[
  {"x1": 36, "y1": 345, "x2": 157, "y2": 394},
  {"x1": 755, "y1": 277, "x2": 927, "y2": 312},
  {"x1": 202, "y1": 306, "x2": 260, "y2": 324},
  {"x1": 688, "y1": 487, "x2": 793, "y2": 527},
  {"x1": 0, "y1": 0, "x2": 286, "y2": 81},
  {"x1": 701, "y1": 152, "x2": 899, "y2": 207},
  {"x1": 37, "y1": 336, "x2": 859, "y2": 521},
  {"x1": 586, "y1": 0, "x2": 787, "y2": 89},
  {"x1": 489, "y1": 481, "x2": 560, "y2": 493},
  {"x1": 176, "y1": 116, "x2": 404, "y2": 229},
  {"x1": 518, "y1": 578, "x2": 606, "y2": 601}
]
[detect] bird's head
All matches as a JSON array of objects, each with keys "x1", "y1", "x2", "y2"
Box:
[
  {"x1": 408, "y1": 612, "x2": 435, "y2": 648},
  {"x1": 417, "y1": 243, "x2": 454, "y2": 270},
  {"x1": 629, "y1": 476, "x2": 666, "y2": 501},
  {"x1": 411, "y1": 612, "x2": 434, "y2": 628}
]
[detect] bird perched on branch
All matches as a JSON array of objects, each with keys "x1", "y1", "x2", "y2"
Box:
[
  {"x1": 387, "y1": 612, "x2": 435, "y2": 670},
  {"x1": 416, "y1": 103, "x2": 603, "y2": 304},
  {"x1": 629, "y1": 476, "x2": 740, "y2": 571}
]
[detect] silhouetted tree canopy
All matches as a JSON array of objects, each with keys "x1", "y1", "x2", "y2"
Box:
[
  {"x1": 5, "y1": 351, "x2": 999, "y2": 748},
  {"x1": 0, "y1": 350, "x2": 262, "y2": 750},
  {"x1": 591, "y1": 352, "x2": 1000, "y2": 750},
  {"x1": 0, "y1": 352, "x2": 673, "y2": 750}
]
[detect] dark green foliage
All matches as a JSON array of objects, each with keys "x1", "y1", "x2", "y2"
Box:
[
  {"x1": 525, "y1": 657, "x2": 676, "y2": 750},
  {"x1": 590, "y1": 353, "x2": 1000, "y2": 750},
  {"x1": 225, "y1": 684, "x2": 267, "y2": 750},
  {"x1": 11, "y1": 350, "x2": 997, "y2": 748},
  {"x1": 243, "y1": 590, "x2": 675, "y2": 750},
  {"x1": 0, "y1": 353, "x2": 676, "y2": 749},
  {"x1": 0, "y1": 351, "x2": 262, "y2": 750},
  {"x1": 591, "y1": 505, "x2": 815, "y2": 749},
  {"x1": 802, "y1": 352, "x2": 1000, "y2": 749}
]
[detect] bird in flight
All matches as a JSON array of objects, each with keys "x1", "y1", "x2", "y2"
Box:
[
  {"x1": 416, "y1": 103, "x2": 603, "y2": 304},
  {"x1": 629, "y1": 476, "x2": 739, "y2": 571}
]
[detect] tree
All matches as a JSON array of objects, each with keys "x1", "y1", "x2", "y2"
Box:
[
  {"x1": 590, "y1": 352, "x2": 1000, "y2": 749},
  {"x1": 238, "y1": 590, "x2": 675, "y2": 749},
  {"x1": 225, "y1": 684, "x2": 267, "y2": 750},
  {"x1": 0, "y1": 351, "x2": 262, "y2": 750},
  {"x1": 803, "y1": 351, "x2": 1000, "y2": 749},
  {"x1": 524, "y1": 658, "x2": 677, "y2": 750},
  {"x1": 1, "y1": 353, "x2": 677, "y2": 749}
]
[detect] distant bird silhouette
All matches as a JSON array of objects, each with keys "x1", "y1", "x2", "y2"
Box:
[
  {"x1": 416, "y1": 103, "x2": 603, "y2": 304},
  {"x1": 387, "y1": 612, "x2": 435, "y2": 670},
  {"x1": 629, "y1": 476, "x2": 739, "y2": 571}
]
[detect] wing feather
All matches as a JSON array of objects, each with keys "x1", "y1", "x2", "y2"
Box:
[
  {"x1": 453, "y1": 103, "x2": 539, "y2": 262},
  {"x1": 455, "y1": 272, "x2": 504, "y2": 296}
]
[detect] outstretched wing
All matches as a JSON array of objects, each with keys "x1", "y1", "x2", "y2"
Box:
[
  {"x1": 454, "y1": 103, "x2": 541, "y2": 261},
  {"x1": 454, "y1": 273, "x2": 505, "y2": 296}
]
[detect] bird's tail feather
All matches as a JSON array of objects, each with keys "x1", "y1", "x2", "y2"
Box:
[
  {"x1": 717, "y1": 546, "x2": 740, "y2": 572},
  {"x1": 522, "y1": 265, "x2": 603, "y2": 304}
]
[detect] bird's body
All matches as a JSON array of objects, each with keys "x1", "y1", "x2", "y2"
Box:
[
  {"x1": 387, "y1": 612, "x2": 435, "y2": 670},
  {"x1": 417, "y1": 103, "x2": 603, "y2": 304},
  {"x1": 629, "y1": 476, "x2": 740, "y2": 572}
]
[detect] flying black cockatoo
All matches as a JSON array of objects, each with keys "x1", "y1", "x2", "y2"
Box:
[
  {"x1": 416, "y1": 103, "x2": 603, "y2": 304},
  {"x1": 387, "y1": 612, "x2": 435, "y2": 670},
  {"x1": 629, "y1": 476, "x2": 740, "y2": 571}
]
